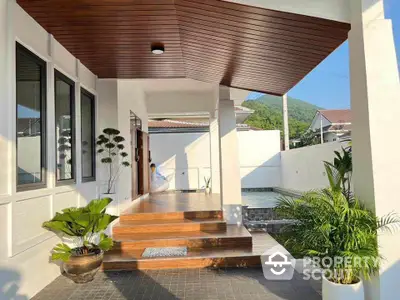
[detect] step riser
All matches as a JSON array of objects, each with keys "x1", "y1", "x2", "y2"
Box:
[
  {"x1": 120, "y1": 211, "x2": 223, "y2": 223},
  {"x1": 113, "y1": 237, "x2": 253, "y2": 251},
  {"x1": 113, "y1": 222, "x2": 227, "y2": 236},
  {"x1": 102, "y1": 256, "x2": 261, "y2": 270}
]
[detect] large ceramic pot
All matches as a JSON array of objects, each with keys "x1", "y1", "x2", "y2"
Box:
[
  {"x1": 205, "y1": 187, "x2": 211, "y2": 195},
  {"x1": 63, "y1": 250, "x2": 104, "y2": 284},
  {"x1": 322, "y1": 274, "x2": 364, "y2": 300}
]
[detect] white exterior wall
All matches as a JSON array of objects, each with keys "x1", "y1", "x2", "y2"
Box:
[
  {"x1": 280, "y1": 142, "x2": 343, "y2": 192},
  {"x1": 0, "y1": 3, "x2": 100, "y2": 298},
  {"x1": 150, "y1": 130, "x2": 281, "y2": 190}
]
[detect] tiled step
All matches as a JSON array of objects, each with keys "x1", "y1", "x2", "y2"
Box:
[
  {"x1": 113, "y1": 218, "x2": 227, "y2": 238},
  {"x1": 112, "y1": 225, "x2": 252, "y2": 251},
  {"x1": 120, "y1": 210, "x2": 223, "y2": 222}
]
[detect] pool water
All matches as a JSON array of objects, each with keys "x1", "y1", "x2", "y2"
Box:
[{"x1": 241, "y1": 191, "x2": 283, "y2": 208}]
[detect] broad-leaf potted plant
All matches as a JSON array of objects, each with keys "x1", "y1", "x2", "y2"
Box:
[
  {"x1": 42, "y1": 198, "x2": 118, "y2": 283},
  {"x1": 276, "y1": 148, "x2": 399, "y2": 300},
  {"x1": 204, "y1": 176, "x2": 211, "y2": 194},
  {"x1": 96, "y1": 128, "x2": 130, "y2": 195}
]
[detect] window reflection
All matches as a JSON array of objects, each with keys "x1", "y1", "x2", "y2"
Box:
[
  {"x1": 16, "y1": 45, "x2": 46, "y2": 186},
  {"x1": 81, "y1": 90, "x2": 95, "y2": 180},
  {"x1": 55, "y1": 72, "x2": 74, "y2": 181}
]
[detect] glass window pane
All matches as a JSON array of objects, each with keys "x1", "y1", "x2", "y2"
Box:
[
  {"x1": 55, "y1": 73, "x2": 74, "y2": 181},
  {"x1": 81, "y1": 91, "x2": 95, "y2": 179},
  {"x1": 16, "y1": 46, "x2": 45, "y2": 185}
]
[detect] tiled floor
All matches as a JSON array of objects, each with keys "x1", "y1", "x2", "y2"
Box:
[{"x1": 32, "y1": 268, "x2": 321, "y2": 300}]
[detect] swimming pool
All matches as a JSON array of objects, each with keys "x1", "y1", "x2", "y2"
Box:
[{"x1": 241, "y1": 191, "x2": 283, "y2": 208}]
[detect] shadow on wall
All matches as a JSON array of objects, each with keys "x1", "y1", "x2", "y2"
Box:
[
  {"x1": 150, "y1": 132, "x2": 211, "y2": 190},
  {"x1": 0, "y1": 268, "x2": 28, "y2": 300},
  {"x1": 240, "y1": 154, "x2": 281, "y2": 189}
]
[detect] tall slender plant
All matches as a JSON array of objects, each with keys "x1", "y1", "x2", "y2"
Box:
[
  {"x1": 96, "y1": 128, "x2": 130, "y2": 194},
  {"x1": 324, "y1": 147, "x2": 352, "y2": 200}
]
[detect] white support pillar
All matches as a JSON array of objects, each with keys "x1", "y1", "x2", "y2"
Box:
[
  {"x1": 0, "y1": 0, "x2": 10, "y2": 197},
  {"x1": 209, "y1": 114, "x2": 221, "y2": 194},
  {"x1": 282, "y1": 94, "x2": 290, "y2": 150},
  {"x1": 218, "y1": 88, "x2": 242, "y2": 225},
  {"x1": 349, "y1": 1, "x2": 400, "y2": 299}
]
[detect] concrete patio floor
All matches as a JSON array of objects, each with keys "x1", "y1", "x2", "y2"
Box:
[{"x1": 32, "y1": 268, "x2": 321, "y2": 300}]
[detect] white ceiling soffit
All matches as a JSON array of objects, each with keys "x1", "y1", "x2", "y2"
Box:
[{"x1": 220, "y1": 0, "x2": 350, "y2": 23}]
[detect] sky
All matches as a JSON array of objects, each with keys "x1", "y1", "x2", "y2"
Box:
[{"x1": 247, "y1": 0, "x2": 400, "y2": 109}]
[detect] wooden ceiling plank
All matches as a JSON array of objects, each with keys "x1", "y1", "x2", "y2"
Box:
[
  {"x1": 179, "y1": 0, "x2": 350, "y2": 29},
  {"x1": 177, "y1": 20, "x2": 342, "y2": 50},
  {"x1": 179, "y1": 30, "x2": 331, "y2": 57},
  {"x1": 176, "y1": 12, "x2": 345, "y2": 45},
  {"x1": 175, "y1": 3, "x2": 348, "y2": 39},
  {"x1": 175, "y1": 0, "x2": 349, "y2": 33},
  {"x1": 181, "y1": 43, "x2": 321, "y2": 67}
]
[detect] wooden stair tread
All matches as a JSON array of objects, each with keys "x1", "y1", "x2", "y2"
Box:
[
  {"x1": 116, "y1": 218, "x2": 225, "y2": 226},
  {"x1": 105, "y1": 247, "x2": 258, "y2": 262},
  {"x1": 113, "y1": 225, "x2": 250, "y2": 242}
]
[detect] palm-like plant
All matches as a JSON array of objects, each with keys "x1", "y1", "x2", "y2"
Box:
[
  {"x1": 42, "y1": 198, "x2": 118, "y2": 262},
  {"x1": 276, "y1": 189, "x2": 399, "y2": 284},
  {"x1": 324, "y1": 147, "x2": 352, "y2": 199}
]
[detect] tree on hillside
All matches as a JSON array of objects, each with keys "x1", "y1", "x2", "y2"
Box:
[{"x1": 242, "y1": 100, "x2": 310, "y2": 139}]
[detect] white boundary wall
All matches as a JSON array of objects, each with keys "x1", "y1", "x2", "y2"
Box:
[
  {"x1": 150, "y1": 130, "x2": 281, "y2": 190},
  {"x1": 280, "y1": 141, "x2": 343, "y2": 192}
]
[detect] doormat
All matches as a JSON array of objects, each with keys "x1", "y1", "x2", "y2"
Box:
[{"x1": 142, "y1": 247, "x2": 188, "y2": 258}]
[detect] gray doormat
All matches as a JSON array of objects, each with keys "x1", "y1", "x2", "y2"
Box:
[{"x1": 142, "y1": 247, "x2": 188, "y2": 258}]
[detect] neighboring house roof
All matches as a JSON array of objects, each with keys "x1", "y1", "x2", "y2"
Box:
[
  {"x1": 149, "y1": 119, "x2": 260, "y2": 133},
  {"x1": 328, "y1": 124, "x2": 351, "y2": 131},
  {"x1": 149, "y1": 120, "x2": 208, "y2": 129},
  {"x1": 318, "y1": 109, "x2": 351, "y2": 124}
]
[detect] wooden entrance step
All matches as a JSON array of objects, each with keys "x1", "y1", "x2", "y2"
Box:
[
  {"x1": 102, "y1": 247, "x2": 261, "y2": 270},
  {"x1": 119, "y1": 210, "x2": 223, "y2": 222},
  {"x1": 104, "y1": 226, "x2": 265, "y2": 270},
  {"x1": 113, "y1": 225, "x2": 253, "y2": 251},
  {"x1": 113, "y1": 218, "x2": 227, "y2": 237}
]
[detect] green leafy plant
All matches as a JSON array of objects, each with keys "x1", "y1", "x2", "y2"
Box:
[
  {"x1": 204, "y1": 176, "x2": 211, "y2": 189},
  {"x1": 324, "y1": 147, "x2": 352, "y2": 199},
  {"x1": 96, "y1": 128, "x2": 130, "y2": 194},
  {"x1": 42, "y1": 198, "x2": 118, "y2": 262},
  {"x1": 276, "y1": 147, "x2": 399, "y2": 284}
]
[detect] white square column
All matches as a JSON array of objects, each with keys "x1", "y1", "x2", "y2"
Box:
[
  {"x1": 282, "y1": 94, "x2": 290, "y2": 150},
  {"x1": 218, "y1": 97, "x2": 242, "y2": 225},
  {"x1": 209, "y1": 115, "x2": 221, "y2": 194},
  {"x1": 349, "y1": 1, "x2": 400, "y2": 299}
]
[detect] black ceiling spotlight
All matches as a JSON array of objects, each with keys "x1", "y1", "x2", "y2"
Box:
[{"x1": 151, "y1": 42, "x2": 165, "y2": 55}]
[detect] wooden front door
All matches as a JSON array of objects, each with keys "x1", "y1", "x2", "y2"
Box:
[{"x1": 138, "y1": 130, "x2": 150, "y2": 195}]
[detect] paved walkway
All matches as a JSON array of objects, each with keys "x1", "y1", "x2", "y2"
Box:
[{"x1": 32, "y1": 268, "x2": 321, "y2": 300}]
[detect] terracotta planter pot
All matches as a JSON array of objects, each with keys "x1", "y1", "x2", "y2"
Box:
[
  {"x1": 322, "y1": 274, "x2": 364, "y2": 300},
  {"x1": 63, "y1": 250, "x2": 104, "y2": 284}
]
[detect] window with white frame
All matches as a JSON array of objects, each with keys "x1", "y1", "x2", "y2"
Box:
[
  {"x1": 81, "y1": 89, "x2": 96, "y2": 181},
  {"x1": 55, "y1": 70, "x2": 75, "y2": 182},
  {"x1": 16, "y1": 43, "x2": 47, "y2": 190}
]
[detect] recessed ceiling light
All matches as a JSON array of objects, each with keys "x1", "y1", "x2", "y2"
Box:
[{"x1": 151, "y1": 43, "x2": 165, "y2": 55}]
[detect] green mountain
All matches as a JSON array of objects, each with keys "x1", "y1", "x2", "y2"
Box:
[{"x1": 242, "y1": 94, "x2": 323, "y2": 139}]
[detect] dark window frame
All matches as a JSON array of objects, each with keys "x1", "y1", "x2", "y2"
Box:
[
  {"x1": 80, "y1": 88, "x2": 96, "y2": 183},
  {"x1": 54, "y1": 69, "x2": 76, "y2": 185},
  {"x1": 16, "y1": 43, "x2": 47, "y2": 192}
]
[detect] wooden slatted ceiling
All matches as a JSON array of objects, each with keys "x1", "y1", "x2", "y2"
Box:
[{"x1": 17, "y1": 0, "x2": 350, "y2": 95}]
